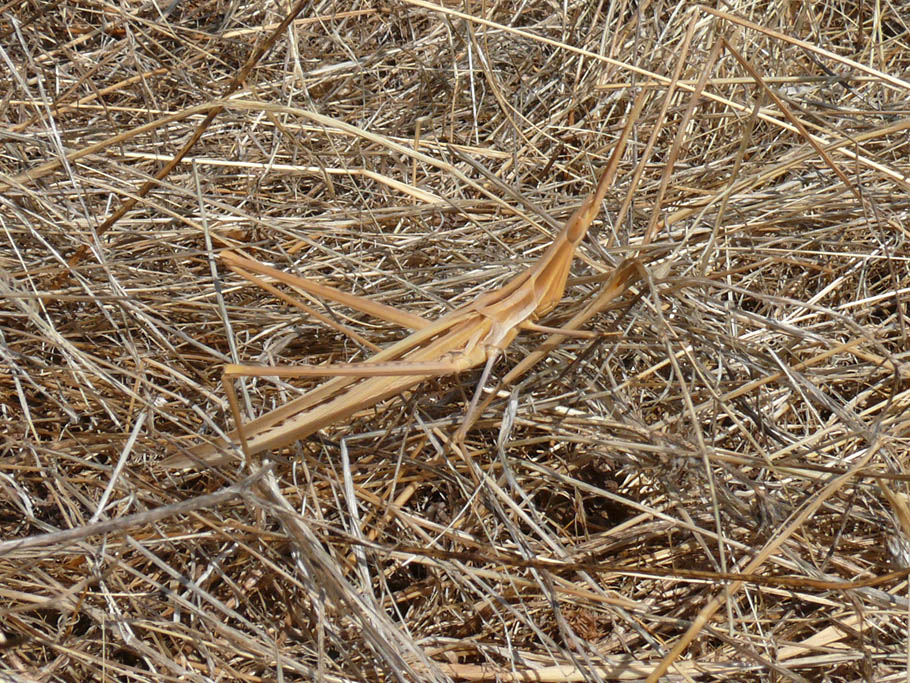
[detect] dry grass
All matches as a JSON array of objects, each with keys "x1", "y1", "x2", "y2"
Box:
[{"x1": 2, "y1": 1, "x2": 910, "y2": 680}]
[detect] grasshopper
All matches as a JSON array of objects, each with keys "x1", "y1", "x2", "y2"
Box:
[{"x1": 164, "y1": 126, "x2": 640, "y2": 468}]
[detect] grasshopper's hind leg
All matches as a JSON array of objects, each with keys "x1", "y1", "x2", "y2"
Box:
[{"x1": 219, "y1": 355, "x2": 476, "y2": 464}]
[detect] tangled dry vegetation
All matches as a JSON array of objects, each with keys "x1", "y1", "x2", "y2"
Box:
[{"x1": 2, "y1": 1, "x2": 910, "y2": 680}]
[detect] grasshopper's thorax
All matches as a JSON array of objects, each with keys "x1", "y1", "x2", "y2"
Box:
[{"x1": 477, "y1": 284, "x2": 538, "y2": 348}]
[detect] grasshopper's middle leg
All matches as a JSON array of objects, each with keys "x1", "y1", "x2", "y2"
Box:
[{"x1": 453, "y1": 349, "x2": 501, "y2": 446}]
